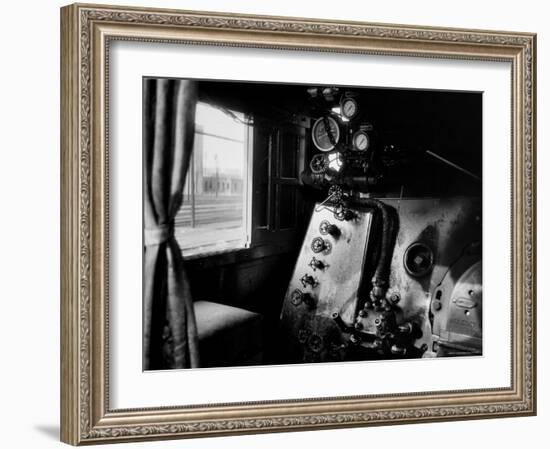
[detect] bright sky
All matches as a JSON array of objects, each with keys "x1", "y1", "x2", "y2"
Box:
[{"x1": 195, "y1": 102, "x2": 247, "y2": 177}]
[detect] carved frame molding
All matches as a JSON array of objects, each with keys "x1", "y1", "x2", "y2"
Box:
[{"x1": 60, "y1": 3, "x2": 536, "y2": 445}]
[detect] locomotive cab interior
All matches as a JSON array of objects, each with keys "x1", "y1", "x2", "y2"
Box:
[{"x1": 180, "y1": 80, "x2": 482, "y2": 368}]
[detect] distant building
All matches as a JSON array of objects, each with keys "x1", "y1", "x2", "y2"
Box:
[
  {"x1": 202, "y1": 175, "x2": 243, "y2": 195},
  {"x1": 185, "y1": 125, "x2": 244, "y2": 198}
]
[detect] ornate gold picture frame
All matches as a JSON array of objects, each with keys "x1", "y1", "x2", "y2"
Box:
[{"x1": 60, "y1": 3, "x2": 536, "y2": 445}]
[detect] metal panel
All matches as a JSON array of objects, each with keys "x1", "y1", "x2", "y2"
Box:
[
  {"x1": 379, "y1": 197, "x2": 481, "y2": 356},
  {"x1": 279, "y1": 196, "x2": 482, "y2": 363},
  {"x1": 280, "y1": 204, "x2": 374, "y2": 363}
]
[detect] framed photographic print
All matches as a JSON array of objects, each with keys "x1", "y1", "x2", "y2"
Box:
[{"x1": 60, "y1": 3, "x2": 537, "y2": 445}]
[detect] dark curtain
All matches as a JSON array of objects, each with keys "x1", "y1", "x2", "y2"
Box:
[{"x1": 143, "y1": 78, "x2": 200, "y2": 370}]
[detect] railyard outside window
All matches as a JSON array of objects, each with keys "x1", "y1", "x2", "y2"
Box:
[{"x1": 175, "y1": 102, "x2": 252, "y2": 256}]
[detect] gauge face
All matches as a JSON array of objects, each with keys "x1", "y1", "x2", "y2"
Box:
[
  {"x1": 310, "y1": 154, "x2": 327, "y2": 174},
  {"x1": 352, "y1": 130, "x2": 370, "y2": 152},
  {"x1": 312, "y1": 116, "x2": 340, "y2": 152},
  {"x1": 340, "y1": 97, "x2": 358, "y2": 119}
]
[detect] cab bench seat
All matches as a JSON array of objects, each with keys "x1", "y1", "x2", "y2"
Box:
[{"x1": 194, "y1": 300, "x2": 263, "y2": 368}]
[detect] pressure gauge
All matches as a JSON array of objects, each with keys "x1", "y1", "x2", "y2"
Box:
[
  {"x1": 352, "y1": 130, "x2": 370, "y2": 152},
  {"x1": 340, "y1": 97, "x2": 359, "y2": 120},
  {"x1": 311, "y1": 116, "x2": 340, "y2": 152},
  {"x1": 310, "y1": 154, "x2": 327, "y2": 174}
]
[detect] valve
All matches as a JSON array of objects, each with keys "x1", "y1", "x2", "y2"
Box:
[
  {"x1": 333, "y1": 205, "x2": 356, "y2": 221},
  {"x1": 291, "y1": 289, "x2": 316, "y2": 308},
  {"x1": 308, "y1": 257, "x2": 328, "y2": 271},
  {"x1": 300, "y1": 274, "x2": 318, "y2": 289},
  {"x1": 290, "y1": 289, "x2": 303, "y2": 306},
  {"x1": 388, "y1": 292, "x2": 401, "y2": 305},
  {"x1": 319, "y1": 220, "x2": 341, "y2": 237},
  {"x1": 311, "y1": 237, "x2": 332, "y2": 255}
]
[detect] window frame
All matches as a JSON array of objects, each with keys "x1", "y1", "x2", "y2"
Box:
[
  {"x1": 176, "y1": 105, "x2": 254, "y2": 258},
  {"x1": 181, "y1": 107, "x2": 310, "y2": 264},
  {"x1": 250, "y1": 115, "x2": 309, "y2": 250}
]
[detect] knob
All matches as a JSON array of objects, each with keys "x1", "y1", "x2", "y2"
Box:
[
  {"x1": 319, "y1": 220, "x2": 341, "y2": 237},
  {"x1": 333, "y1": 206, "x2": 356, "y2": 221},
  {"x1": 311, "y1": 237, "x2": 332, "y2": 254},
  {"x1": 388, "y1": 293, "x2": 401, "y2": 305},
  {"x1": 300, "y1": 274, "x2": 318, "y2": 289},
  {"x1": 291, "y1": 289, "x2": 315, "y2": 307},
  {"x1": 308, "y1": 334, "x2": 323, "y2": 353},
  {"x1": 290, "y1": 289, "x2": 303, "y2": 306},
  {"x1": 308, "y1": 257, "x2": 327, "y2": 271}
]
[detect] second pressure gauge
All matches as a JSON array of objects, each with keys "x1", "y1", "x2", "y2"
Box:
[
  {"x1": 340, "y1": 97, "x2": 359, "y2": 120},
  {"x1": 352, "y1": 130, "x2": 370, "y2": 152}
]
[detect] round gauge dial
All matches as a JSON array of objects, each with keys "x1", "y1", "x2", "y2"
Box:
[
  {"x1": 310, "y1": 154, "x2": 327, "y2": 174},
  {"x1": 352, "y1": 130, "x2": 370, "y2": 152},
  {"x1": 340, "y1": 97, "x2": 358, "y2": 119},
  {"x1": 312, "y1": 116, "x2": 340, "y2": 152}
]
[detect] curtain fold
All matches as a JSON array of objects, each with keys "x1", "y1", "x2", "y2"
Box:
[{"x1": 143, "y1": 78, "x2": 200, "y2": 370}]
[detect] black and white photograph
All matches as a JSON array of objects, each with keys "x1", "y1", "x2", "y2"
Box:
[
  {"x1": 0, "y1": 0, "x2": 544, "y2": 446},
  {"x1": 143, "y1": 77, "x2": 482, "y2": 370}
]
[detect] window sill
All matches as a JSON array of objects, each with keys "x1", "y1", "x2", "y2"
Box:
[{"x1": 184, "y1": 242, "x2": 298, "y2": 269}]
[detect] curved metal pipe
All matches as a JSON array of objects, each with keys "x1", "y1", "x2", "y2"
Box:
[{"x1": 360, "y1": 198, "x2": 397, "y2": 300}]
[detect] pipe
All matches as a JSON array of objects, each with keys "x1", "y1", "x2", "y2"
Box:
[{"x1": 359, "y1": 198, "x2": 396, "y2": 300}]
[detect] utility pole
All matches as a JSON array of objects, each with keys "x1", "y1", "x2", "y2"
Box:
[
  {"x1": 215, "y1": 154, "x2": 219, "y2": 198},
  {"x1": 191, "y1": 151, "x2": 196, "y2": 228}
]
